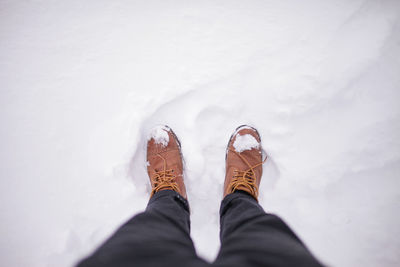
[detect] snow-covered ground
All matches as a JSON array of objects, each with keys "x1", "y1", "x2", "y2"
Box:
[{"x1": 1, "y1": 0, "x2": 400, "y2": 266}]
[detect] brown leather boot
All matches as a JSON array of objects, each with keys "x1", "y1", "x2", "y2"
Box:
[
  {"x1": 224, "y1": 125, "x2": 267, "y2": 200},
  {"x1": 146, "y1": 125, "x2": 187, "y2": 199}
]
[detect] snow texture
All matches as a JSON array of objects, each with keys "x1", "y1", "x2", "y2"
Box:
[
  {"x1": 1, "y1": 1, "x2": 400, "y2": 267},
  {"x1": 148, "y1": 126, "x2": 170, "y2": 147},
  {"x1": 233, "y1": 134, "x2": 260, "y2": 153}
]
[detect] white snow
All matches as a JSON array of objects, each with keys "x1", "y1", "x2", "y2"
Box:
[
  {"x1": 148, "y1": 126, "x2": 170, "y2": 147},
  {"x1": 233, "y1": 134, "x2": 260, "y2": 153},
  {"x1": 1, "y1": 1, "x2": 400, "y2": 267}
]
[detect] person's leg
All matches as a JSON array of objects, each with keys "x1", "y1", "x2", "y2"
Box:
[
  {"x1": 213, "y1": 190, "x2": 323, "y2": 267},
  {"x1": 77, "y1": 190, "x2": 208, "y2": 267},
  {"x1": 78, "y1": 126, "x2": 208, "y2": 267},
  {"x1": 214, "y1": 125, "x2": 324, "y2": 267}
]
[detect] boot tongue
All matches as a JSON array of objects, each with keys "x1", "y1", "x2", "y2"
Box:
[{"x1": 240, "y1": 149, "x2": 263, "y2": 178}]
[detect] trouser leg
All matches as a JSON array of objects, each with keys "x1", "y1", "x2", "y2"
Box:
[
  {"x1": 77, "y1": 190, "x2": 208, "y2": 267},
  {"x1": 213, "y1": 191, "x2": 324, "y2": 267}
]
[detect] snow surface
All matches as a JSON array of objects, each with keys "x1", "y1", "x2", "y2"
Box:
[
  {"x1": 233, "y1": 133, "x2": 260, "y2": 153},
  {"x1": 148, "y1": 125, "x2": 170, "y2": 147},
  {"x1": 1, "y1": 1, "x2": 400, "y2": 267}
]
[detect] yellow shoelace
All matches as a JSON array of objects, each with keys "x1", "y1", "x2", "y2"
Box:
[
  {"x1": 150, "y1": 153, "x2": 180, "y2": 197},
  {"x1": 228, "y1": 149, "x2": 267, "y2": 198}
]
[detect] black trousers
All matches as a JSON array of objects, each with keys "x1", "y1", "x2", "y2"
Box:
[{"x1": 77, "y1": 190, "x2": 323, "y2": 267}]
